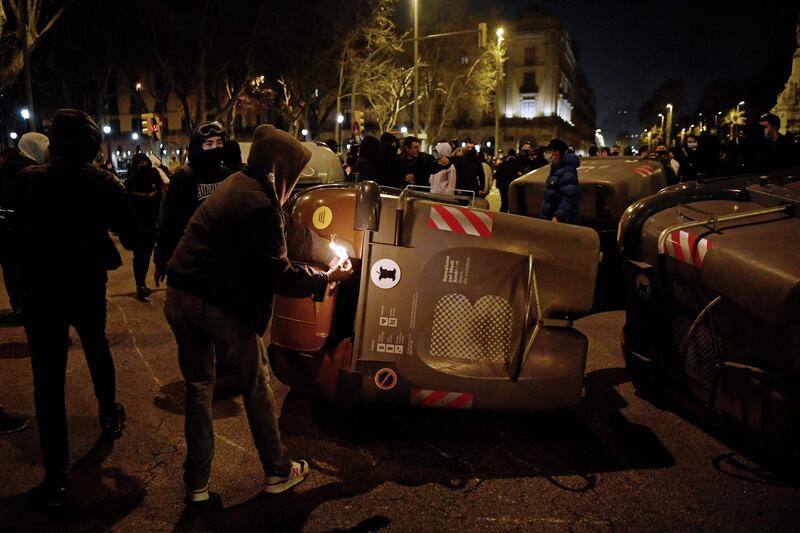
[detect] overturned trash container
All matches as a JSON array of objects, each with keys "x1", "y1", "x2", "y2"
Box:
[
  {"x1": 509, "y1": 157, "x2": 667, "y2": 310},
  {"x1": 269, "y1": 182, "x2": 601, "y2": 412}
]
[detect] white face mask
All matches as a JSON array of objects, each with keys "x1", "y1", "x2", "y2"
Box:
[
  {"x1": 544, "y1": 152, "x2": 554, "y2": 163},
  {"x1": 686, "y1": 142, "x2": 697, "y2": 150}
]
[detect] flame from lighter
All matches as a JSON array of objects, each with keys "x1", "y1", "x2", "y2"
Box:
[{"x1": 329, "y1": 236, "x2": 349, "y2": 266}]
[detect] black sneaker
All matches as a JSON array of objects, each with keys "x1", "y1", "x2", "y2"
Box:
[
  {"x1": 0, "y1": 411, "x2": 29, "y2": 434},
  {"x1": 136, "y1": 286, "x2": 151, "y2": 302},
  {"x1": 27, "y1": 478, "x2": 69, "y2": 510},
  {"x1": 99, "y1": 402, "x2": 125, "y2": 440}
]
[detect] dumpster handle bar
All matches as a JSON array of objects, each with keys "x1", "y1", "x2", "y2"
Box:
[
  {"x1": 512, "y1": 254, "x2": 542, "y2": 382},
  {"x1": 656, "y1": 204, "x2": 791, "y2": 254}
]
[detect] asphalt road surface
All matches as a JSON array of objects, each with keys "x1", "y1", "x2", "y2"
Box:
[{"x1": 0, "y1": 241, "x2": 798, "y2": 532}]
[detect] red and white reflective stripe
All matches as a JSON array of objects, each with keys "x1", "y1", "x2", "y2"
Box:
[
  {"x1": 410, "y1": 388, "x2": 474, "y2": 409},
  {"x1": 659, "y1": 230, "x2": 713, "y2": 268},
  {"x1": 428, "y1": 204, "x2": 493, "y2": 238},
  {"x1": 633, "y1": 165, "x2": 654, "y2": 177}
]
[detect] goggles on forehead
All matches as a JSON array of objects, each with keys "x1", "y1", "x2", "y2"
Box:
[{"x1": 197, "y1": 121, "x2": 225, "y2": 138}]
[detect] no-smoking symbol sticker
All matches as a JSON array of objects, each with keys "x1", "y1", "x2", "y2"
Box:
[{"x1": 374, "y1": 368, "x2": 398, "y2": 390}]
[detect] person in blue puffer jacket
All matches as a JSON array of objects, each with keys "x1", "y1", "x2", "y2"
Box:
[{"x1": 539, "y1": 138, "x2": 581, "y2": 225}]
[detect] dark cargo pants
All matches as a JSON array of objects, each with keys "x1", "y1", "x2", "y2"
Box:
[{"x1": 164, "y1": 286, "x2": 291, "y2": 490}]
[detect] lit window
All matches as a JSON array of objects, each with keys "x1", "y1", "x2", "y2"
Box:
[{"x1": 521, "y1": 98, "x2": 536, "y2": 119}]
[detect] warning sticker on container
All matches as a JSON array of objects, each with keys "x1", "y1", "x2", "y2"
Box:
[
  {"x1": 375, "y1": 368, "x2": 398, "y2": 390},
  {"x1": 370, "y1": 258, "x2": 401, "y2": 289},
  {"x1": 428, "y1": 204, "x2": 493, "y2": 238},
  {"x1": 410, "y1": 388, "x2": 474, "y2": 409},
  {"x1": 312, "y1": 206, "x2": 333, "y2": 229},
  {"x1": 660, "y1": 230, "x2": 712, "y2": 268}
]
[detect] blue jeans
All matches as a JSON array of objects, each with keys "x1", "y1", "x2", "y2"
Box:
[{"x1": 164, "y1": 286, "x2": 291, "y2": 490}]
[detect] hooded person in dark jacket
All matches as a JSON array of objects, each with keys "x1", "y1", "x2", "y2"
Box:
[
  {"x1": 377, "y1": 132, "x2": 402, "y2": 188},
  {"x1": 0, "y1": 136, "x2": 47, "y2": 318},
  {"x1": 164, "y1": 124, "x2": 353, "y2": 503},
  {"x1": 539, "y1": 138, "x2": 581, "y2": 225},
  {"x1": 351, "y1": 135, "x2": 381, "y2": 181},
  {"x1": 153, "y1": 121, "x2": 230, "y2": 285},
  {"x1": 9, "y1": 109, "x2": 140, "y2": 508},
  {"x1": 126, "y1": 153, "x2": 163, "y2": 300},
  {"x1": 453, "y1": 141, "x2": 485, "y2": 195}
]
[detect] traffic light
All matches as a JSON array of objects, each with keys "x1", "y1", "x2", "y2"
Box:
[
  {"x1": 141, "y1": 112, "x2": 154, "y2": 137},
  {"x1": 478, "y1": 22, "x2": 487, "y2": 48},
  {"x1": 151, "y1": 115, "x2": 163, "y2": 141},
  {"x1": 352, "y1": 110, "x2": 365, "y2": 135},
  {"x1": 140, "y1": 113, "x2": 163, "y2": 140}
]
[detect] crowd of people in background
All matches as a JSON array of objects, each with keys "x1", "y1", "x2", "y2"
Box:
[{"x1": 337, "y1": 111, "x2": 800, "y2": 216}]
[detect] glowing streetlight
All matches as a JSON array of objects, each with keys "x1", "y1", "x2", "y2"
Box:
[
  {"x1": 301, "y1": 128, "x2": 309, "y2": 137},
  {"x1": 131, "y1": 132, "x2": 139, "y2": 141},
  {"x1": 337, "y1": 114, "x2": 344, "y2": 124},
  {"x1": 400, "y1": 126, "x2": 408, "y2": 134},
  {"x1": 496, "y1": 27, "x2": 504, "y2": 42},
  {"x1": 19, "y1": 108, "x2": 30, "y2": 120},
  {"x1": 9, "y1": 132, "x2": 18, "y2": 140},
  {"x1": 736, "y1": 100, "x2": 745, "y2": 113},
  {"x1": 102, "y1": 125, "x2": 112, "y2": 135},
  {"x1": 135, "y1": 82, "x2": 142, "y2": 91}
]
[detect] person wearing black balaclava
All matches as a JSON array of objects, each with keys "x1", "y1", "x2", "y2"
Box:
[
  {"x1": 8, "y1": 109, "x2": 140, "y2": 509},
  {"x1": 153, "y1": 121, "x2": 230, "y2": 286},
  {"x1": 126, "y1": 153, "x2": 163, "y2": 301}
]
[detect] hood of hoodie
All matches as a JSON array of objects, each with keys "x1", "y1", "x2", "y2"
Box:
[
  {"x1": 18, "y1": 132, "x2": 49, "y2": 165},
  {"x1": 358, "y1": 135, "x2": 381, "y2": 163},
  {"x1": 49, "y1": 109, "x2": 101, "y2": 164},
  {"x1": 435, "y1": 142, "x2": 452, "y2": 159},
  {"x1": 188, "y1": 121, "x2": 227, "y2": 171},
  {"x1": 247, "y1": 124, "x2": 311, "y2": 206}
]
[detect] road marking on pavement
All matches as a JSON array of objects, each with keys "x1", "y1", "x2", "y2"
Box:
[{"x1": 117, "y1": 305, "x2": 163, "y2": 388}]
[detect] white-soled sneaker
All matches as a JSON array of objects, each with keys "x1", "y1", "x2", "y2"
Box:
[
  {"x1": 186, "y1": 483, "x2": 210, "y2": 503},
  {"x1": 263, "y1": 460, "x2": 310, "y2": 494}
]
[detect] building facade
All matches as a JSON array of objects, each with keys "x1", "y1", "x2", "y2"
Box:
[{"x1": 440, "y1": 6, "x2": 596, "y2": 153}]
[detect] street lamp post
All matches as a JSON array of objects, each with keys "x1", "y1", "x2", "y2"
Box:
[
  {"x1": 493, "y1": 27, "x2": 504, "y2": 157},
  {"x1": 665, "y1": 104, "x2": 674, "y2": 147},
  {"x1": 413, "y1": 0, "x2": 420, "y2": 138},
  {"x1": 658, "y1": 113, "x2": 665, "y2": 141}
]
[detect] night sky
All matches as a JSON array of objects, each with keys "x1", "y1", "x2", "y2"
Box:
[{"x1": 491, "y1": 0, "x2": 800, "y2": 138}]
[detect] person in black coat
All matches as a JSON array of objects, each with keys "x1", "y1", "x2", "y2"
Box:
[
  {"x1": 494, "y1": 149, "x2": 517, "y2": 213},
  {"x1": 0, "y1": 147, "x2": 38, "y2": 318},
  {"x1": 9, "y1": 109, "x2": 140, "y2": 508},
  {"x1": 153, "y1": 121, "x2": 231, "y2": 286},
  {"x1": 351, "y1": 135, "x2": 381, "y2": 182},
  {"x1": 377, "y1": 132, "x2": 402, "y2": 189},
  {"x1": 126, "y1": 153, "x2": 163, "y2": 300},
  {"x1": 453, "y1": 141, "x2": 485, "y2": 195}
]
